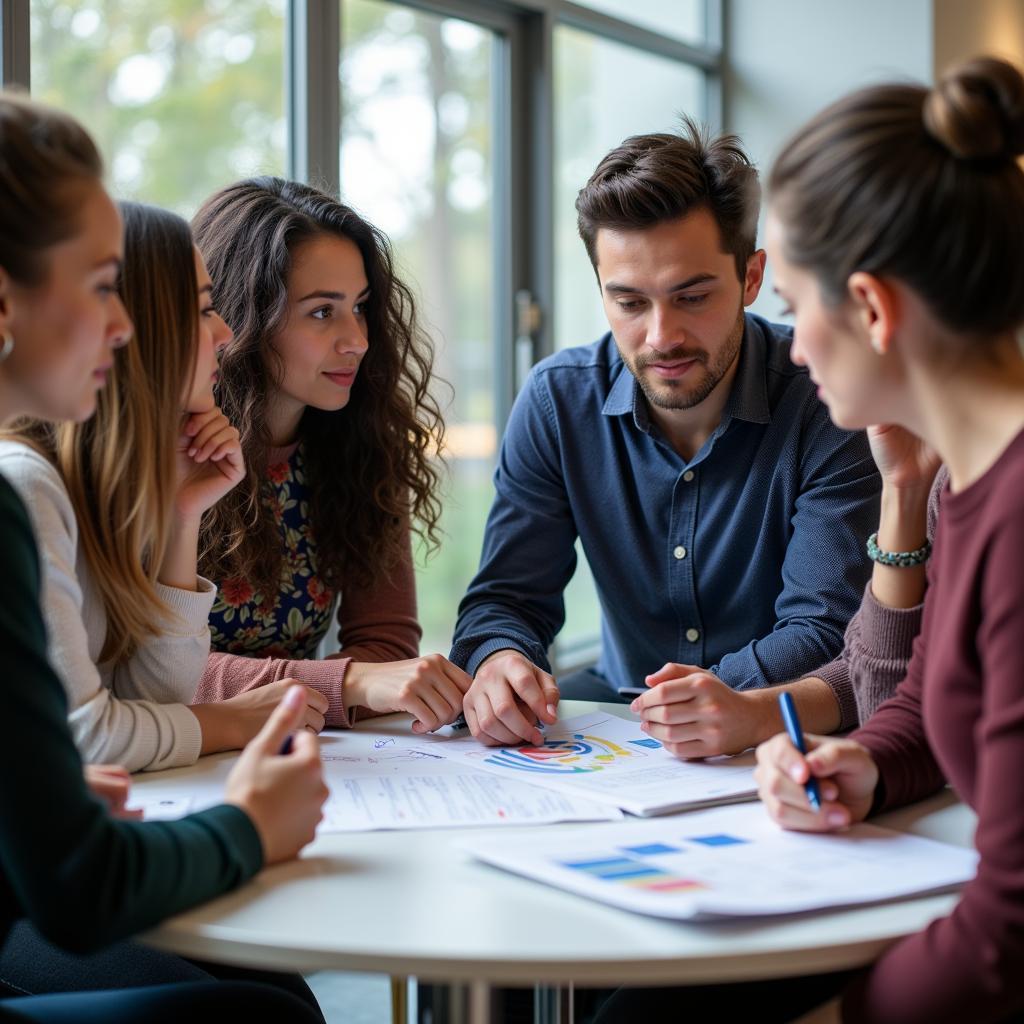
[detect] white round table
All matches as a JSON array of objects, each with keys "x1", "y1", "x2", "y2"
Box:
[{"x1": 135, "y1": 702, "x2": 975, "y2": 1020}]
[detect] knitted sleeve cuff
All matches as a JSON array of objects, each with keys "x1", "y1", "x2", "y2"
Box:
[
  {"x1": 153, "y1": 577, "x2": 217, "y2": 635},
  {"x1": 858, "y1": 583, "x2": 925, "y2": 660},
  {"x1": 813, "y1": 657, "x2": 859, "y2": 732}
]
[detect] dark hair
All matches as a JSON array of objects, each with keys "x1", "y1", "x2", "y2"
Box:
[
  {"x1": 575, "y1": 114, "x2": 760, "y2": 281},
  {"x1": 192, "y1": 177, "x2": 444, "y2": 597},
  {"x1": 0, "y1": 91, "x2": 103, "y2": 286},
  {"x1": 769, "y1": 56, "x2": 1024, "y2": 337}
]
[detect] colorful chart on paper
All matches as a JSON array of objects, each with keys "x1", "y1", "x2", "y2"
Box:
[
  {"x1": 481, "y1": 732, "x2": 663, "y2": 775},
  {"x1": 464, "y1": 803, "x2": 980, "y2": 920},
  {"x1": 560, "y1": 853, "x2": 707, "y2": 894},
  {"x1": 414, "y1": 712, "x2": 760, "y2": 816}
]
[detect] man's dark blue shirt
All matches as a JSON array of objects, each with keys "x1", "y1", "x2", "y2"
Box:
[{"x1": 451, "y1": 314, "x2": 880, "y2": 720}]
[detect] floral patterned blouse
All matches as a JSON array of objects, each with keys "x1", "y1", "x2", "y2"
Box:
[
  {"x1": 199, "y1": 439, "x2": 421, "y2": 729},
  {"x1": 208, "y1": 443, "x2": 336, "y2": 660}
]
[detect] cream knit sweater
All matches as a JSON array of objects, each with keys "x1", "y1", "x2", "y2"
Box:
[{"x1": 0, "y1": 442, "x2": 212, "y2": 771}]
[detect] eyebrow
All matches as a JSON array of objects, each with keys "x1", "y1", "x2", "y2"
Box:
[
  {"x1": 603, "y1": 273, "x2": 717, "y2": 295},
  {"x1": 297, "y1": 286, "x2": 371, "y2": 303}
]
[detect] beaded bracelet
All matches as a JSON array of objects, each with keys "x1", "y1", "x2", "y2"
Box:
[{"x1": 866, "y1": 531, "x2": 932, "y2": 567}]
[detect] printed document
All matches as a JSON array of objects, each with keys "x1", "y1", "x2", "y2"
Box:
[
  {"x1": 464, "y1": 802, "x2": 979, "y2": 920},
  {"x1": 409, "y1": 712, "x2": 757, "y2": 816}
]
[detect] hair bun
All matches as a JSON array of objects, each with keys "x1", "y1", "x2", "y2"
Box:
[{"x1": 923, "y1": 55, "x2": 1024, "y2": 161}]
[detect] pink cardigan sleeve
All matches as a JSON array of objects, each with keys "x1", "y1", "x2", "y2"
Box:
[{"x1": 194, "y1": 533, "x2": 422, "y2": 728}]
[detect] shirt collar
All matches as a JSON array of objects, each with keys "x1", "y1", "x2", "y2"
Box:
[
  {"x1": 723, "y1": 318, "x2": 771, "y2": 426},
  {"x1": 602, "y1": 356, "x2": 640, "y2": 419},
  {"x1": 601, "y1": 317, "x2": 771, "y2": 431}
]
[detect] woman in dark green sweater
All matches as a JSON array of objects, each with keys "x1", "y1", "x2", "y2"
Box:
[{"x1": 0, "y1": 94, "x2": 327, "y2": 1023}]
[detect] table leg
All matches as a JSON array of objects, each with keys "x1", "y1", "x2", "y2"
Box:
[
  {"x1": 535, "y1": 983, "x2": 572, "y2": 1024},
  {"x1": 468, "y1": 980, "x2": 494, "y2": 1024},
  {"x1": 391, "y1": 976, "x2": 409, "y2": 1024},
  {"x1": 413, "y1": 980, "x2": 494, "y2": 1024},
  {"x1": 413, "y1": 979, "x2": 573, "y2": 1023}
]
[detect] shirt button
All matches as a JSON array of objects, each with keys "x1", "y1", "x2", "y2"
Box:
[
  {"x1": 673, "y1": 545, "x2": 687, "y2": 560},
  {"x1": 686, "y1": 628, "x2": 700, "y2": 643},
  {"x1": 683, "y1": 470, "x2": 695, "y2": 482}
]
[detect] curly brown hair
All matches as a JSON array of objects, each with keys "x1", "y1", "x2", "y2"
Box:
[{"x1": 192, "y1": 177, "x2": 445, "y2": 599}]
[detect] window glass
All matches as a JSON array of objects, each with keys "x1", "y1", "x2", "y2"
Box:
[
  {"x1": 554, "y1": 25, "x2": 705, "y2": 352},
  {"x1": 30, "y1": 0, "x2": 287, "y2": 217},
  {"x1": 570, "y1": 0, "x2": 706, "y2": 46},
  {"x1": 341, "y1": 0, "x2": 496, "y2": 657},
  {"x1": 553, "y1": 24, "x2": 704, "y2": 662}
]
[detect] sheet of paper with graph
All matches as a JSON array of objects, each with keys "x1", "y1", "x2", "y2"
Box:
[
  {"x1": 407, "y1": 712, "x2": 758, "y2": 816},
  {"x1": 313, "y1": 731, "x2": 623, "y2": 831},
  {"x1": 463, "y1": 802, "x2": 979, "y2": 920},
  {"x1": 126, "y1": 728, "x2": 623, "y2": 832}
]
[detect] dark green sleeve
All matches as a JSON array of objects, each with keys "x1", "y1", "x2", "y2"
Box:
[{"x1": 0, "y1": 476, "x2": 263, "y2": 953}]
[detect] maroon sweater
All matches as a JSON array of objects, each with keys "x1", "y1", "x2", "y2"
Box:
[{"x1": 842, "y1": 428, "x2": 1024, "y2": 1024}]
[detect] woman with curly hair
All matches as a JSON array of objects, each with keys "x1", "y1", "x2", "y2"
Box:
[{"x1": 192, "y1": 177, "x2": 471, "y2": 733}]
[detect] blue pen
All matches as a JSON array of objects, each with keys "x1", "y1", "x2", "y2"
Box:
[
  {"x1": 778, "y1": 691, "x2": 821, "y2": 811},
  {"x1": 278, "y1": 735, "x2": 294, "y2": 756}
]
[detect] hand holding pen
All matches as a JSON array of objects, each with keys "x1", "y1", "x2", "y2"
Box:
[
  {"x1": 778, "y1": 691, "x2": 821, "y2": 809},
  {"x1": 753, "y1": 692, "x2": 881, "y2": 832}
]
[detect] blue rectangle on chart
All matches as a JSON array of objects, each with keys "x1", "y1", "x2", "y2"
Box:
[
  {"x1": 561, "y1": 857, "x2": 637, "y2": 873},
  {"x1": 592, "y1": 865, "x2": 664, "y2": 881},
  {"x1": 622, "y1": 843, "x2": 680, "y2": 856},
  {"x1": 688, "y1": 834, "x2": 749, "y2": 847},
  {"x1": 629, "y1": 738, "x2": 662, "y2": 749},
  {"x1": 561, "y1": 858, "x2": 662, "y2": 881}
]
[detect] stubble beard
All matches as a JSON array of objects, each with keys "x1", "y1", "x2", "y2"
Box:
[{"x1": 630, "y1": 305, "x2": 746, "y2": 412}]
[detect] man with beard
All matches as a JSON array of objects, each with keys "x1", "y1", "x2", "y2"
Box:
[{"x1": 450, "y1": 118, "x2": 880, "y2": 758}]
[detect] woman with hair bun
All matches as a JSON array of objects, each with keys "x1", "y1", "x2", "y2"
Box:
[
  {"x1": 597, "y1": 55, "x2": 1024, "y2": 1024},
  {"x1": 758, "y1": 54, "x2": 1024, "y2": 1024}
]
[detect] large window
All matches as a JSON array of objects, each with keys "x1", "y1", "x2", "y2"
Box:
[
  {"x1": 554, "y1": 27, "x2": 706, "y2": 353},
  {"x1": 29, "y1": 0, "x2": 286, "y2": 216},
  {"x1": 552, "y1": 25, "x2": 706, "y2": 664},
  {"x1": 340, "y1": 0, "x2": 497, "y2": 656},
  {"x1": 10, "y1": 0, "x2": 719, "y2": 670}
]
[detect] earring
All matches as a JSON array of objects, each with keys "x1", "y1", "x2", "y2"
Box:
[
  {"x1": 0, "y1": 330, "x2": 13, "y2": 362},
  {"x1": 870, "y1": 336, "x2": 884, "y2": 355}
]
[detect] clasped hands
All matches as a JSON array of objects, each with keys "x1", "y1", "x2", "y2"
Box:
[
  {"x1": 629, "y1": 662, "x2": 778, "y2": 758},
  {"x1": 462, "y1": 652, "x2": 773, "y2": 757}
]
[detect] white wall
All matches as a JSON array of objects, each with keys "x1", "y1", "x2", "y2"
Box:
[{"x1": 722, "y1": 0, "x2": 934, "y2": 319}]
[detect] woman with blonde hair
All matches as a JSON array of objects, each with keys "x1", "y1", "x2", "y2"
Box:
[
  {"x1": 0, "y1": 91, "x2": 325, "y2": 1023},
  {"x1": 0, "y1": 201, "x2": 327, "y2": 774}
]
